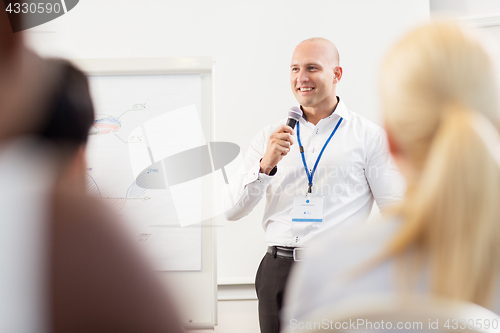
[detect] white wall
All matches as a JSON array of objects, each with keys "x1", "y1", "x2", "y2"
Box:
[
  {"x1": 431, "y1": 0, "x2": 500, "y2": 16},
  {"x1": 430, "y1": 0, "x2": 500, "y2": 48}
]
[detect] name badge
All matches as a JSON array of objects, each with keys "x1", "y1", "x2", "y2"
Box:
[{"x1": 292, "y1": 196, "x2": 325, "y2": 222}]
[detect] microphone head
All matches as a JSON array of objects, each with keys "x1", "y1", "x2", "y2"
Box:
[{"x1": 288, "y1": 106, "x2": 303, "y2": 121}]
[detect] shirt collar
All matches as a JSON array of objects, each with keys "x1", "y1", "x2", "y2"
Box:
[
  {"x1": 298, "y1": 96, "x2": 351, "y2": 124},
  {"x1": 331, "y1": 97, "x2": 351, "y2": 122}
]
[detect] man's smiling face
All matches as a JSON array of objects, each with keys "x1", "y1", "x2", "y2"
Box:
[{"x1": 290, "y1": 40, "x2": 340, "y2": 111}]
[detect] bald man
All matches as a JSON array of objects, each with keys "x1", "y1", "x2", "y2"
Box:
[{"x1": 225, "y1": 38, "x2": 404, "y2": 333}]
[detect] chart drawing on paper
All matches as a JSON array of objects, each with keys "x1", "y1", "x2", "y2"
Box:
[
  {"x1": 85, "y1": 74, "x2": 206, "y2": 271},
  {"x1": 90, "y1": 116, "x2": 121, "y2": 135}
]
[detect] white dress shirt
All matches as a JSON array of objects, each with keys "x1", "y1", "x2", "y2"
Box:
[{"x1": 225, "y1": 98, "x2": 405, "y2": 247}]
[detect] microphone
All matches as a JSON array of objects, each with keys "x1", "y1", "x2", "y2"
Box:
[{"x1": 286, "y1": 106, "x2": 302, "y2": 129}]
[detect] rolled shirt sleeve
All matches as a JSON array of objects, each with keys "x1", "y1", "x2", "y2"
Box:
[{"x1": 224, "y1": 124, "x2": 277, "y2": 221}]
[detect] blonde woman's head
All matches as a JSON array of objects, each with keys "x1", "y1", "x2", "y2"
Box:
[
  {"x1": 381, "y1": 21, "x2": 500, "y2": 174},
  {"x1": 381, "y1": 21, "x2": 500, "y2": 306}
]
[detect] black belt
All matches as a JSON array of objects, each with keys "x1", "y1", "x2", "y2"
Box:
[{"x1": 267, "y1": 246, "x2": 297, "y2": 260}]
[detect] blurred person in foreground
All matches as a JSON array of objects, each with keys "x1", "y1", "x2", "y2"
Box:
[
  {"x1": 0, "y1": 11, "x2": 185, "y2": 333},
  {"x1": 282, "y1": 20, "x2": 500, "y2": 327},
  {"x1": 47, "y1": 60, "x2": 186, "y2": 333}
]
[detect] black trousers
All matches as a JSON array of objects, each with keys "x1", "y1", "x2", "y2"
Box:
[{"x1": 255, "y1": 252, "x2": 295, "y2": 333}]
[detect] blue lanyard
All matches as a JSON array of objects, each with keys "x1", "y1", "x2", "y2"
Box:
[{"x1": 296, "y1": 117, "x2": 343, "y2": 194}]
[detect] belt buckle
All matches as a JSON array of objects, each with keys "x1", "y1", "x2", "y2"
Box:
[{"x1": 293, "y1": 248, "x2": 304, "y2": 262}]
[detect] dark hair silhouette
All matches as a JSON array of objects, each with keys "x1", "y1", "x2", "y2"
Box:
[{"x1": 39, "y1": 60, "x2": 94, "y2": 147}]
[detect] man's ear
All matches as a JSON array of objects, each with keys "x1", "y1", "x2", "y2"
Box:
[{"x1": 333, "y1": 66, "x2": 343, "y2": 83}]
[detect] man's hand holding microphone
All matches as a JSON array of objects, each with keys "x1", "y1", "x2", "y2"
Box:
[{"x1": 260, "y1": 107, "x2": 302, "y2": 175}]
